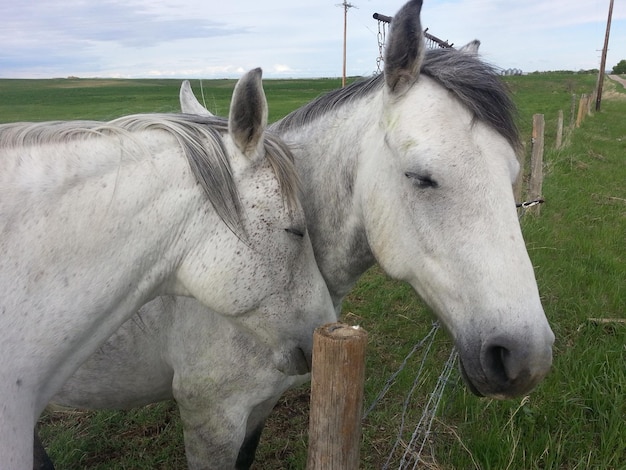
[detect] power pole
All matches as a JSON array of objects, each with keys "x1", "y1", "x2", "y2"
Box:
[
  {"x1": 339, "y1": 1, "x2": 355, "y2": 87},
  {"x1": 596, "y1": 0, "x2": 614, "y2": 112}
]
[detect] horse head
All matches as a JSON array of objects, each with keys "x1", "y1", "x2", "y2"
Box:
[
  {"x1": 174, "y1": 69, "x2": 335, "y2": 366},
  {"x1": 361, "y1": 0, "x2": 553, "y2": 398}
]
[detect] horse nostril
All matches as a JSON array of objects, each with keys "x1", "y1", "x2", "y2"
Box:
[
  {"x1": 483, "y1": 344, "x2": 512, "y2": 384},
  {"x1": 483, "y1": 339, "x2": 534, "y2": 388},
  {"x1": 467, "y1": 333, "x2": 553, "y2": 398}
]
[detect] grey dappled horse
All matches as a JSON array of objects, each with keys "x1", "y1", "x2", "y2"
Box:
[{"x1": 0, "y1": 68, "x2": 335, "y2": 469}]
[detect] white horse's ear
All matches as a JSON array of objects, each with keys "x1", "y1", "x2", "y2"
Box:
[
  {"x1": 458, "y1": 39, "x2": 481, "y2": 55},
  {"x1": 384, "y1": 0, "x2": 425, "y2": 96},
  {"x1": 228, "y1": 68, "x2": 268, "y2": 160},
  {"x1": 180, "y1": 80, "x2": 213, "y2": 116}
]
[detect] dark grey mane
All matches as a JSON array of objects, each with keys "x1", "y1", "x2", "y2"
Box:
[
  {"x1": 0, "y1": 114, "x2": 299, "y2": 238},
  {"x1": 273, "y1": 48, "x2": 521, "y2": 152}
]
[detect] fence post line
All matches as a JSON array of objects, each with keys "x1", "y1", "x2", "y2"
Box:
[
  {"x1": 528, "y1": 114, "x2": 545, "y2": 215},
  {"x1": 555, "y1": 109, "x2": 563, "y2": 149},
  {"x1": 307, "y1": 323, "x2": 368, "y2": 470}
]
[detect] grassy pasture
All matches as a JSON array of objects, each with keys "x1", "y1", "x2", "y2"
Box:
[
  {"x1": 0, "y1": 77, "x2": 344, "y2": 124},
  {"x1": 2, "y1": 73, "x2": 624, "y2": 469}
]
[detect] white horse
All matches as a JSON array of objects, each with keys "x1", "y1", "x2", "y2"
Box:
[
  {"x1": 199, "y1": 0, "x2": 555, "y2": 399},
  {"x1": 42, "y1": 0, "x2": 555, "y2": 467},
  {"x1": 0, "y1": 67, "x2": 335, "y2": 469}
]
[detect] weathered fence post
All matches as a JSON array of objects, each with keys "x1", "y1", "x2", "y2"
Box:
[
  {"x1": 569, "y1": 93, "x2": 576, "y2": 129},
  {"x1": 307, "y1": 323, "x2": 368, "y2": 470},
  {"x1": 528, "y1": 114, "x2": 545, "y2": 215},
  {"x1": 576, "y1": 94, "x2": 587, "y2": 127},
  {"x1": 556, "y1": 109, "x2": 563, "y2": 149}
]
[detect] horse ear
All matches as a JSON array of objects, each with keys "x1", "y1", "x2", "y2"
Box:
[
  {"x1": 458, "y1": 39, "x2": 481, "y2": 54},
  {"x1": 180, "y1": 80, "x2": 213, "y2": 116},
  {"x1": 228, "y1": 68, "x2": 268, "y2": 159},
  {"x1": 384, "y1": 0, "x2": 425, "y2": 96}
]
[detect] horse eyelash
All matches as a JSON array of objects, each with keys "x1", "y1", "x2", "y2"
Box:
[
  {"x1": 285, "y1": 227, "x2": 305, "y2": 238},
  {"x1": 405, "y1": 171, "x2": 439, "y2": 189}
]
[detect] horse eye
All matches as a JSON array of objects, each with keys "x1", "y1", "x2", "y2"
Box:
[
  {"x1": 285, "y1": 227, "x2": 305, "y2": 238},
  {"x1": 405, "y1": 171, "x2": 439, "y2": 189}
]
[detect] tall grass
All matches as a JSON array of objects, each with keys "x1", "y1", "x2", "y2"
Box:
[{"x1": 4, "y1": 73, "x2": 624, "y2": 468}]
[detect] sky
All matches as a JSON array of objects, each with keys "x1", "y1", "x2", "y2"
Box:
[{"x1": 1, "y1": 0, "x2": 625, "y2": 79}]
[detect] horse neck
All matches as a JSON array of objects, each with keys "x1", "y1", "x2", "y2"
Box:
[
  {"x1": 274, "y1": 98, "x2": 379, "y2": 307},
  {"x1": 0, "y1": 132, "x2": 210, "y2": 403}
]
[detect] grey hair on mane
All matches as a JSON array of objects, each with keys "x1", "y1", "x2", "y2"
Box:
[
  {"x1": 0, "y1": 113, "x2": 300, "y2": 238},
  {"x1": 274, "y1": 48, "x2": 521, "y2": 153}
]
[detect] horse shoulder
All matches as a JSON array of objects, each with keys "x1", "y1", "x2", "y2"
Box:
[{"x1": 53, "y1": 299, "x2": 177, "y2": 409}]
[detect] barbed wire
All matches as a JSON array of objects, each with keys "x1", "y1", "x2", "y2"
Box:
[
  {"x1": 363, "y1": 322, "x2": 440, "y2": 420},
  {"x1": 399, "y1": 348, "x2": 458, "y2": 469},
  {"x1": 382, "y1": 323, "x2": 440, "y2": 469}
]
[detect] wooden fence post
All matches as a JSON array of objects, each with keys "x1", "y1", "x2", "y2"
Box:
[
  {"x1": 576, "y1": 94, "x2": 587, "y2": 127},
  {"x1": 307, "y1": 323, "x2": 368, "y2": 470},
  {"x1": 569, "y1": 94, "x2": 576, "y2": 129},
  {"x1": 556, "y1": 109, "x2": 563, "y2": 149},
  {"x1": 528, "y1": 114, "x2": 544, "y2": 215}
]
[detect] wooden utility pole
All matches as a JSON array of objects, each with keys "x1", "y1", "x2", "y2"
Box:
[
  {"x1": 340, "y1": 1, "x2": 355, "y2": 87},
  {"x1": 596, "y1": 0, "x2": 614, "y2": 112}
]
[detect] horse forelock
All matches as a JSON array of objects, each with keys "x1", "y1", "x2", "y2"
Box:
[
  {"x1": 273, "y1": 48, "x2": 520, "y2": 153},
  {"x1": 138, "y1": 114, "x2": 246, "y2": 238},
  {"x1": 421, "y1": 49, "x2": 521, "y2": 153},
  {"x1": 261, "y1": 132, "x2": 302, "y2": 212},
  {"x1": 119, "y1": 115, "x2": 301, "y2": 230}
]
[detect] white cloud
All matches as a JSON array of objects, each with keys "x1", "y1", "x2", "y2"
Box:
[
  {"x1": 272, "y1": 64, "x2": 294, "y2": 74},
  {"x1": 0, "y1": 0, "x2": 624, "y2": 78}
]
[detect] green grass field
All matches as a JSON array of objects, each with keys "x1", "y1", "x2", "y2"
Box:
[
  {"x1": 0, "y1": 77, "x2": 346, "y2": 124},
  {"x1": 3, "y1": 72, "x2": 624, "y2": 469}
]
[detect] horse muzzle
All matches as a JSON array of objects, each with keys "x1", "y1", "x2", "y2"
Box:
[{"x1": 457, "y1": 333, "x2": 554, "y2": 399}]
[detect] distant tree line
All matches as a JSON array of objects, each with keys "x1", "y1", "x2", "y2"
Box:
[
  {"x1": 517, "y1": 60, "x2": 626, "y2": 76},
  {"x1": 613, "y1": 60, "x2": 626, "y2": 75},
  {"x1": 528, "y1": 70, "x2": 599, "y2": 75}
]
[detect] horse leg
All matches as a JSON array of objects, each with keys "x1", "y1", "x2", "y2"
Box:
[
  {"x1": 235, "y1": 423, "x2": 263, "y2": 470},
  {"x1": 235, "y1": 396, "x2": 281, "y2": 470},
  {"x1": 0, "y1": 398, "x2": 35, "y2": 469},
  {"x1": 33, "y1": 429, "x2": 55, "y2": 470},
  {"x1": 176, "y1": 401, "x2": 249, "y2": 469},
  {"x1": 173, "y1": 374, "x2": 250, "y2": 469}
]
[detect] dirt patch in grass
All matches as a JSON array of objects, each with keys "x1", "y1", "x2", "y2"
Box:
[{"x1": 604, "y1": 75, "x2": 626, "y2": 100}]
